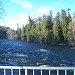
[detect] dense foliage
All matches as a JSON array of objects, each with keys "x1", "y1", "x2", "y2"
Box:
[
  {"x1": 16, "y1": 9, "x2": 75, "y2": 45},
  {"x1": 0, "y1": 26, "x2": 8, "y2": 39},
  {"x1": 0, "y1": 9, "x2": 75, "y2": 45},
  {"x1": 0, "y1": 26, "x2": 18, "y2": 39}
]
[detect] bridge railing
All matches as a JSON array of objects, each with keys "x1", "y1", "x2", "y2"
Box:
[{"x1": 0, "y1": 66, "x2": 75, "y2": 75}]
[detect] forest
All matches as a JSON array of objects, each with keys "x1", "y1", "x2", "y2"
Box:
[
  {"x1": 17, "y1": 9, "x2": 75, "y2": 45},
  {"x1": 0, "y1": 9, "x2": 75, "y2": 45}
]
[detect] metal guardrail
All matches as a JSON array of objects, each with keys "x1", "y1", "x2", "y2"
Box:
[{"x1": 0, "y1": 66, "x2": 75, "y2": 75}]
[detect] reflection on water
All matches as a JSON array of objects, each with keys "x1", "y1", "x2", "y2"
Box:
[{"x1": 0, "y1": 39, "x2": 75, "y2": 67}]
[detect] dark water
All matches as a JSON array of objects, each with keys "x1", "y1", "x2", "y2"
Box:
[{"x1": 0, "y1": 39, "x2": 75, "y2": 66}]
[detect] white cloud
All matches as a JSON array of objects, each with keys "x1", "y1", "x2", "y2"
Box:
[
  {"x1": 1, "y1": 12, "x2": 41, "y2": 30},
  {"x1": 10, "y1": 0, "x2": 20, "y2": 3},
  {"x1": 1, "y1": 14, "x2": 38, "y2": 30},
  {"x1": 55, "y1": 3, "x2": 63, "y2": 6},
  {"x1": 10, "y1": 0, "x2": 33, "y2": 10},
  {"x1": 1, "y1": 17, "x2": 18, "y2": 30},
  {"x1": 17, "y1": 14, "x2": 29, "y2": 26},
  {"x1": 22, "y1": 1, "x2": 33, "y2": 9},
  {"x1": 2, "y1": 6, "x2": 53, "y2": 30},
  {"x1": 36, "y1": 6, "x2": 53, "y2": 15},
  {"x1": 1, "y1": 19, "x2": 16, "y2": 30},
  {"x1": 17, "y1": 14, "x2": 38, "y2": 26}
]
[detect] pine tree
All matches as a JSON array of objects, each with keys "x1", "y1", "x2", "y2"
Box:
[
  {"x1": 46, "y1": 11, "x2": 53, "y2": 30},
  {"x1": 53, "y1": 12, "x2": 59, "y2": 43},
  {"x1": 21, "y1": 25, "x2": 26, "y2": 40},
  {"x1": 66, "y1": 8, "x2": 72, "y2": 25},
  {"x1": 61, "y1": 10, "x2": 68, "y2": 42},
  {"x1": 17, "y1": 23, "x2": 21, "y2": 40}
]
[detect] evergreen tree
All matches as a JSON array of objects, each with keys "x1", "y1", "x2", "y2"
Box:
[
  {"x1": 46, "y1": 11, "x2": 53, "y2": 44},
  {"x1": 46, "y1": 11, "x2": 53, "y2": 30},
  {"x1": 38, "y1": 15, "x2": 46, "y2": 43},
  {"x1": 25, "y1": 16, "x2": 36, "y2": 42},
  {"x1": 61, "y1": 10, "x2": 68, "y2": 42},
  {"x1": 21, "y1": 25, "x2": 26, "y2": 40},
  {"x1": 66, "y1": 8, "x2": 72, "y2": 25},
  {"x1": 17, "y1": 23, "x2": 21, "y2": 40},
  {"x1": 53, "y1": 12, "x2": 60, "y2": 43}
]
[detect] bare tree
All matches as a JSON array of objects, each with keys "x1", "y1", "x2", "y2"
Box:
[{"x1": 0, "y1": 1, "x2": 5, "y2": 22}]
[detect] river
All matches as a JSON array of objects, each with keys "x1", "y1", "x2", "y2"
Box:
[{"x1": 0, "y1": 39, "x2": 75, "y2": 67}]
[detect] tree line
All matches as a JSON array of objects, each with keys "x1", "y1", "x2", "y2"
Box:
[
  {"x1": 17, "y1": 9, "x2": 75, "y2": 45},
  {"x1": 0, "y1": 26, "x2": 8, "y2": 39},
  {"x1": 0, "y1": 9, "x2": 75, "y2": 45},
  {"x1": 0, "y1": 26, "x2": 18, "y2": 39}
]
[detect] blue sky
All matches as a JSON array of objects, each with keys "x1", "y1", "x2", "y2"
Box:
[{"x1": 1, "y1": 0, "x2": 75, "y2": 30}]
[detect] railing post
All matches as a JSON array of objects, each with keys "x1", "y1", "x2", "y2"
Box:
[
  {"x1": 33, "y1": 69, "x2": 34, "y2": 75},
  {"x1": 74, "y1": 70, "x2": 75, "y2": 75},
  {"x1": 4, "y1": 69, "x2": 6, "y2": 75},
  {"x1": 49, "y1": 70, "x2": 50, "y2": 75},
  {"x1": 11, "y1": 69, "x2": 13, "y2": 75},
  {"x1": 1, "y1": 66, "x2": 75, "y2": 75},
  {"x1": 19, "y1": 69, "x2": 20, "y2": 75},
  {"x1": 41, "y1": 70, "x2": 42, "y2": 75},
  {"x1": 57, "y1": 70, "x2": 59, "y2": 75},
  {"x1": 25, "y1": 69, "x2": 27, "y2": 75},
  {"x1": 65, "y1": 70, "x2": 67, "y2": 75}
]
